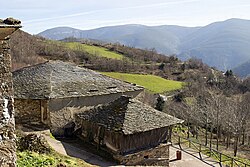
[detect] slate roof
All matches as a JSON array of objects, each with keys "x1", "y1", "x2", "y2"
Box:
[
  {"x1": 13, "y1": 61, "x2": 143, "y2": 99},
  {"x1": 77, "y1": 96, "x2": 183, "y2": 135}
]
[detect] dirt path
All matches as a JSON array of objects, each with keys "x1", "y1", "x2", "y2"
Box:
[
  {"x1": 44, "y1": 136, "x2": 116, "y2": 167},
  {"x1": 169, "y1": 145, "x2": 223, "y2": 167}
]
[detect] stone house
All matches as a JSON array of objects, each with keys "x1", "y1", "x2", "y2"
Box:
[
  {"x1": 13, "y1": 61, "x2": 143, "y2": 136},
  {"x1": 0, "y1": 18, "x2": 21, "y2": 166},
  {"x1": 76, "y1": 95, "x2": 183, "y2": 166}
]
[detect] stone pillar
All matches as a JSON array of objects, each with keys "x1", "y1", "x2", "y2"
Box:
[{"x1": 0, "y1": 18, "x2": 21, "y2": 167}]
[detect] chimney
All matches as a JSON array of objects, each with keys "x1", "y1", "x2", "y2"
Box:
[{"x1": 0, "y1": 18, "x2": 21, "y2": 167}]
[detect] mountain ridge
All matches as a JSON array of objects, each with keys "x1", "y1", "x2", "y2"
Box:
[{"x1": 38, "y1": 18, "x2": 250, "y2": 75}]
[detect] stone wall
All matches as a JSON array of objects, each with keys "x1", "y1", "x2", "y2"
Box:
[
  {"x1": 113, "y1": 143, "x2": 170, "y2": 166},
  {"x1": 50, "y1": 106, "x2": 80, "y2": 136},
  {"x1": 0, "y1": 37, "x2": 16, "y2": 166},
  {"x1": 14, "y1": 99, "x2": 42, "y2": 124}
]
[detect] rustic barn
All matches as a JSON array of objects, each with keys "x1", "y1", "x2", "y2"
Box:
[
  {"x1": 76, "y1": 95, "x2": 183, "y2": 166},
  {"x1": 13, "y1": 61, "x2": 143, "y2": 136}
]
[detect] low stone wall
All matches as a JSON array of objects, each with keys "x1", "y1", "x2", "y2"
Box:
[
  {"x1": 14, "y1": 99, "x2": 41, "y2": 124},
  {"x1": 113, "y1": 143, "x2": 170, "y2": 166}
]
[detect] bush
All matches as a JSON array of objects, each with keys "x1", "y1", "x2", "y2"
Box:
[{"x1": 17, "y1": 133, "x2": 51, "y2": 154}]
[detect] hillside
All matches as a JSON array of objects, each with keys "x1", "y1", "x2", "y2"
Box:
[
  {"x1": 11, "y1": 29, "x2": 248, "y2": 95},
  {"x1": 10, "y1": 29, "x2": 226, "y2": 89},
  {"x1": 233, "y1": 60, "x2": 250, "y2": 78},
  {"x1": 38, "y1": 18, "x2": 250, "y2": 71},
  {"x1": 64, "y1": 42, "x2": 124, "y2": 60},
  {"x1": 39, "y1": 24, "x2": 198, "y2": 55}
]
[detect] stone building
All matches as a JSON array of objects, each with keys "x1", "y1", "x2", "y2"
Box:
[
  {"x1": 0, "y1": 18, "x2": 21, "y2": 167},
  {"x1": 13, "y1": 61, "x2": 143, "y2": 136},
  {"x1": 76, "y1": 95, "x2": 183, "y2": 166}
]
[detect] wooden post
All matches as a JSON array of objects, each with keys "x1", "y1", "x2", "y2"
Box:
[
  {"x1": 205, "y1": 123, "x2": 208, "y2": 146},
  {"x1": 219, "y1": 153, "x2": 222, "y2": 166},
  {"x1": 210, "y1": 126, "x2": 213, "y2": 150},
  {"x1": 199, "y1": 144, "x2": 202, "y2": 160},
  {"x1": 179, "y1": 136, "x2": 182, "y2": 149},
  {"x1": 169, "y1": 126, "x2": 172, "y2": 142},
  {"x1": 234, "y1": 136, "x2": 238, "y2": 157}
]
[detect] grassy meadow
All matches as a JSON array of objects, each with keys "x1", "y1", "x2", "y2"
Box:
[
  {"x1": 65, "y1": 42, "x2": 124, "y2": 60},
  {"x1": 101, "y1": 72, "x2": 183, "y2": 93}
]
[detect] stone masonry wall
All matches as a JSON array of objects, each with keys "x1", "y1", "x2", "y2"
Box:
[
  {"x1": 14, "y1": 99, "x2": 41, "y2": 124},
  {"x1": 113, "y1": 143, "x2": 170, "y2": 166},
  {"x1": 0, "y1": 38, "x2": 16, "y2": 166}
]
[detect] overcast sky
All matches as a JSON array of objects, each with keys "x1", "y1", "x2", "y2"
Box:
[{"x1": 1, "y1": 0, "x2": 250, "y2": 34}]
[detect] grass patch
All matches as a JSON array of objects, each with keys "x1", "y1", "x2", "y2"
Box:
[
  {"x1": 49, "y1": 133, "x2": 55, "y2": 139},
  {"x1": 65, "y1": 42, "x2": 124, "y2": 60},
  {"x1": 17, "y1": 150, "x2": 93, "y2": 167},
  {"x1": 101, "y1": 72, "x2": 184, "y2": 93}
]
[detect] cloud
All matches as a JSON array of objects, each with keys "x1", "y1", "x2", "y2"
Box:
[
  {"x1": 23, "y1": 10, "x2": 99, "y2": 23},
  {"x1": 23, "y1": 0, "x2": 198, "y2": 24}
]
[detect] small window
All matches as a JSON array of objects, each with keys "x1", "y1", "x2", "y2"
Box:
[
  {"x1": 107, "y1": 86, "x2": 117, "y2": 89},
  {"x1": 89, "y1": 89, "x2": 98, "y2": 92},
  {"x1": 144, "y1": 155, "x2": 149, "y2": 159}
]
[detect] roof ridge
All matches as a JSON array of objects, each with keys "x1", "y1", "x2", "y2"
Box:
[{"x1": 13, "y1": 60, "x2": 50, "y2": 73}]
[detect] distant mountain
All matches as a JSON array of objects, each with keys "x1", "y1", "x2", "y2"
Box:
[
  {"x1": 233, "y1": 60, "x2": 250, "y2": 78},
  {"x1": 39, "y1": 24, "x2": 198, "y2": 54},
  {"x1": 179, "y1": 19, "x2": 250, "y2": 70},
  {"x1": 38, "y1": 18, "x2": 250, "y2": 71}
]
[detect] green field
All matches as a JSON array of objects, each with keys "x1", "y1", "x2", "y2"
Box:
[
  {"x1": 65, "y1": 42, "x2": 124, "y2": 60},
  {"x1": 102, "y1": 72, "x2": 183, "y2": 93}
]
